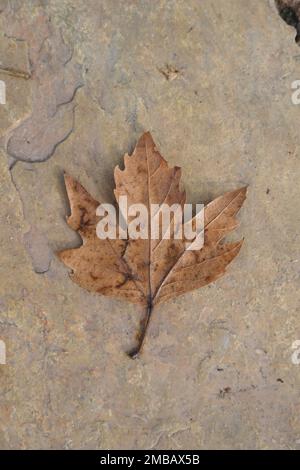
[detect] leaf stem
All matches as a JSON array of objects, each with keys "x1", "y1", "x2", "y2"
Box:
[
  {"x1": 0, "y1": 65, "x2": 31, "y2": 79},
  {"x1": 128, "y1": 301, "x2": 153, "y2": 359}
]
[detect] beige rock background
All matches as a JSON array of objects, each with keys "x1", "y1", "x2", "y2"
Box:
[{"x1": 0, "y1": 0, "x2": 300, "y2": 449}]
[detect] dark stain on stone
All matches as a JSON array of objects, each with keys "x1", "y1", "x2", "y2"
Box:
[
  {"x1": 158, "y1": 64, "x2": 182, "y2": 81},
  {"x1": 279, "y1": 5, "x2": 299, "y2": 27},
  {"x1": 276, "y1": 0, "x2": 300, "y2": 44},
  {"x1": 219, "y1": 386, "x2": 231, "y2": 398}
]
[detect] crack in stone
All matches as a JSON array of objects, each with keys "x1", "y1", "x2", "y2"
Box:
[
  {"x1": 1, "y1": 4, "x2": 83, "y2": 164},
  {"x1": 8, "y1": 165, "x2": 28, "y2": 224},
  {"x1": 7, "y1": 103, "x2": 78, "y2": 165}
]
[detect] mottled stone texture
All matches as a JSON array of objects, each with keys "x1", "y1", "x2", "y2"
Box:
[{"x1": 0, "y1": 0, "x2": 300, "y2": 449}]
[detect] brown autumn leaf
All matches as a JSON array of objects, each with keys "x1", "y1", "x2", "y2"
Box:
[{"x1": 58, "y1": 132, "x2": 247, "y2": 358}]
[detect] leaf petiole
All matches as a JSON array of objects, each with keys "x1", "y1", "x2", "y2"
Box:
[{"x1": 128, "y1": 301, "x2": 153, "y2": 359}]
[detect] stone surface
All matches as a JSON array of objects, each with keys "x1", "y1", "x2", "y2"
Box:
[
  {"x1": 0, "y1": 0, "x2": 300, "y2": 449},
  {"x1": 0, "y1": 33, "x2": 31, "y2": 140},
  {"x1": 0, "y1": 1, "x2": 83, "y2": 164}
]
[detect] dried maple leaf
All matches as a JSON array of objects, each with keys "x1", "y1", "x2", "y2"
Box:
[{"x1": 58, "y1": 132, "x2": 247, "y2": 358}]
